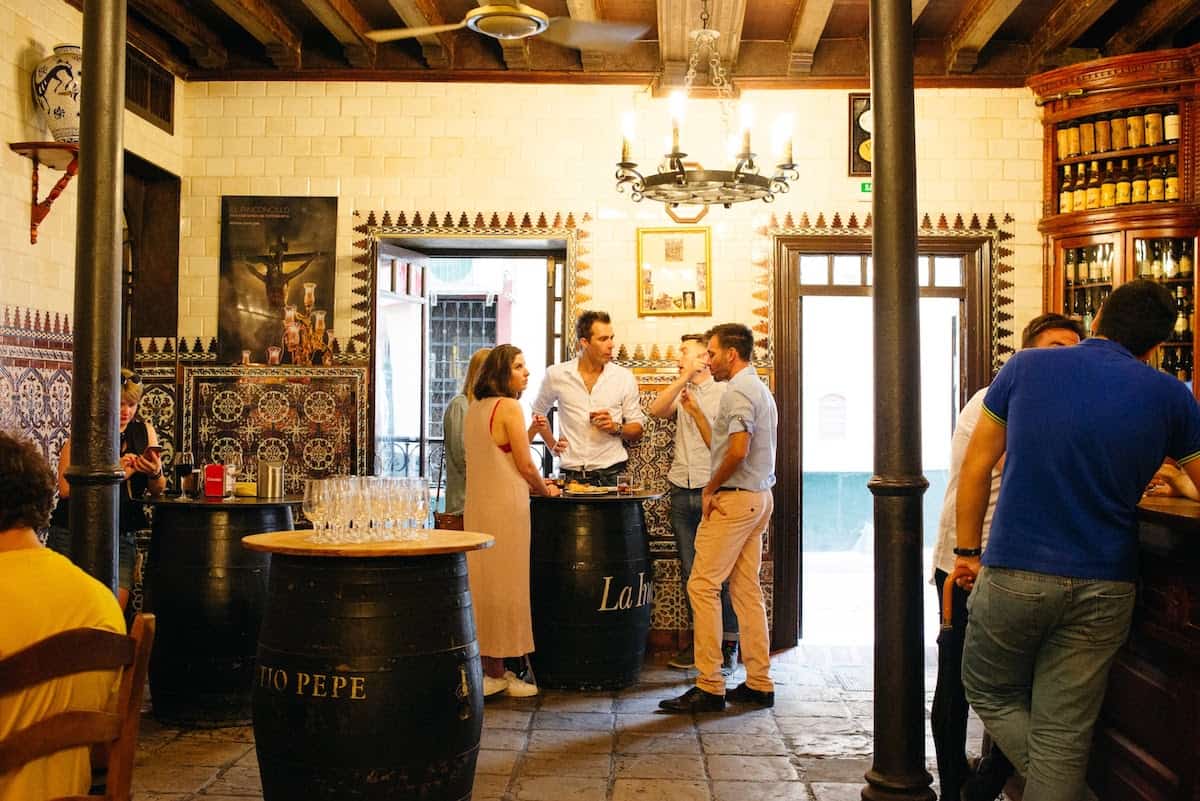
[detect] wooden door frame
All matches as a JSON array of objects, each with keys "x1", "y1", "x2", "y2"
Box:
[{"x1": 771, "y1": 232, "x2": 993, "y2": 646}]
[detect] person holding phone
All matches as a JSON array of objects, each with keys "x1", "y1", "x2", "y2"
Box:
[{"x1": 50, "y1": 369, "x2": 165, "y2": 590}]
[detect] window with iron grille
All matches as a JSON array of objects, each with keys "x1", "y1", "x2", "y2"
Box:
[
  {"x1": 126, "y1": 47, "x2": 174, "y2": 135},
  {"x1": 428, "y1": 297, "x2": 497, "y2": 439}
]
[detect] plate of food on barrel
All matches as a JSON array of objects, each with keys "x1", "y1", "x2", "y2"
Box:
[{"x1": 563, "y1": 482, "x2": 616, "y2": 496}]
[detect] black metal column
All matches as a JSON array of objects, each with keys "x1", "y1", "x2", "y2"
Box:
[
  {"x1": 864, "y1": 0, "x2": 934, "y2": 797},
  {"x1": 67, "y1": 0, "x2": 127, "y2": 591}
]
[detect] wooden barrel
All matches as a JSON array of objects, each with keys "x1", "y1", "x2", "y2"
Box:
[
  {"x1": 143, "y1": 498, "x2": 292, "y2": 726},
  {"x1": 253, "y1": 553, "x2": 483, "y2": 801},
  {"x1": 529, "y1": 496, "x2": 653, "y2": 690}
]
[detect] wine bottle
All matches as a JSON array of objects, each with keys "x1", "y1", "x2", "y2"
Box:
[
  {"x1": 1080, "y1": 118, "x2": 1096, "y2": 155},
  {"x1": 1088, "y1": 246, "x2": 1099, "y2": 283},
  {"x1": 1065, "y1": 248, "x2": 1077, "y2": 287},
  {"x1": 1174, "y1": 306, "x2": 1189, "y2": 342},
  {"x1": 1096, "y1": 113, "x2": 1112, "y2": 153},
  {"x1": 1127, "y1": 107, "x2": 1145, "y2": 149},
  {"x1": 1150, "y1": 239, "x2": 1164, "y2": 280},
  {"x1": 1115, "y1": 158, "x2": 1132, "y2": 205},
  {"x1": 1073, "y1": 164, "x2": 1087, "y2": 210},
  {"x1": 1100, "y1": 161, "x2": 1116, "y2": 208},
  {"x1": 1145, "y1": 106, "x2": 1164, "y2": 146},
  {"x1": 1131, "y1": 157, "x2": 1148, "y2": 204},
  {"x1": 1085, "y1": 160, "x2": 1101, "y2": 210},
  {"x1": 1180, "y1": 240, "x2": 1194, "y2": 278},
  {"x1": 1148, "y1": 156, "x2": 1165, "y2": 202},
  {"x1": 1112, "y1": 108, "x2": 1129, "y2": 150},
  {"x1": 1165, "y1": 154, "x2": 1179, "y2": 202},
  {"x1": 1059, "y1": 165, "x2": 1074, "y2": 214},
  {"x1": 1164, "y1": 105, "x2": 1181, "y2": 144},
  {"x1": 1056, "y1": 123, "x2": 1070, "y2": 159},
  {"x1": 1101, "y1": 243, "x2": 1113, "y2": 282},
  {"x1": 1162, "y1": 347, "x2": 1178, "y2": 376},
  {"x1": 1066, "y1": 118, "x2": 1081, "y2": 157},
  {"x1": 1179, "y1": 349, "x2": 1193, "y2": 383},
  {"x1": 1163, "y1": 240, "x2": 1178, "y2": 279},
  {"x1": 1135, "y1": 239, "x2": 1150, "y2": 278},
  {"x1": 1083, "y1": 293, "x2": 1096, "y2": 333}
]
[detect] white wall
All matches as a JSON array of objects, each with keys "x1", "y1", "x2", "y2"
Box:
[{"x1": 0, "y1": 0, "x2": 183, "y2": 315}]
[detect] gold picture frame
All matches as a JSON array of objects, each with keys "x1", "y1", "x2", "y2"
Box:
[
  {"x1": 849, "y1": 92, "x2": 872, "y2": 177},
  {"x1": 637, "y1": 226, "x2": 712, "y2": 317}
]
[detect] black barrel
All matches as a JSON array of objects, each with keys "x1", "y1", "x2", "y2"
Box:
[
  {"x1": 529, "y1": 496, "x2": 652, "y2": 690},
  {"x1": 253, "y1": 553, "x2": 483, "y2": 801},
  {"x1": 143, "y1": 497, "x2": 291, "y2": 726}
]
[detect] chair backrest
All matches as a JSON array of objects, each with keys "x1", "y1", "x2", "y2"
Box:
[{"x1": 0, "y1": 613, "x2": 156, "y2": 801}]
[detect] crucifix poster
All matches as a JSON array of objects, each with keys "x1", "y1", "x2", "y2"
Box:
[{"x1": 218, "y1": 196, "x2": 338, "y2": 365}]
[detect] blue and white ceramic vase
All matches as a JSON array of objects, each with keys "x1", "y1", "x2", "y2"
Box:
[{"x1": 31, "y1": 44, "x2": 82, "y2": 143}]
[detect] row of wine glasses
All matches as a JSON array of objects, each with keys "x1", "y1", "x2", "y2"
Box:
[{"x1": 302, "y1": 477, "x2": 432, "y2": 543}]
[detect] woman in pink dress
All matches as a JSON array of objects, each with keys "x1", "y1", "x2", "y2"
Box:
[{"x1": 464, "y1": 345, "x2": 561, "y2": 697}]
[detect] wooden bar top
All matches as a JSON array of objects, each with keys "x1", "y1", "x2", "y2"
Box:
[{"x1": 241, "y1": 529, "x2": 494, "y2": 557}]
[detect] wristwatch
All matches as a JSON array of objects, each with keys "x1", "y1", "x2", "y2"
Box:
[
  {"x1": 612, "y1": 422, "x2": 624, "y2": 437},
  {"x1": 953, "y1": 546, "x2": 982, "y2": 557}
]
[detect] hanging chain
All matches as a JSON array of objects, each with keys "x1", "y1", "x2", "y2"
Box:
[{"x1": 699, "y1": 0, "x2": 710, "y2": 30}]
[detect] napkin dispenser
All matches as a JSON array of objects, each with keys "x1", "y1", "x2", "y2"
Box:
[{"x1": 257, "y1": 460, "x2": 285, "y2": 498}]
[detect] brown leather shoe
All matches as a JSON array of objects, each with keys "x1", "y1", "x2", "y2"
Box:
[{"x1": 658, "y1": 686, "x2": 725, "y2": 714}]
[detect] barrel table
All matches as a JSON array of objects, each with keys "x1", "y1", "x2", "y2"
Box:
[
  {"x1": 143, "y1": 495, "x2": 298, "y2": 726},
  {"x1": 242, "y1": 529, "x2": 494, "y2": 801},
  {"x1": 529, "y1": 491, "x2": 660, "y2": 691}
]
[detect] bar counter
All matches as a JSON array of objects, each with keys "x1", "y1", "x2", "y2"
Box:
[
  {"x1": 529, "y1": 490, "x2": 661, "y2": 690},
  {"x1": 1085, "y1": 497, "x2": 1200, "y2": 801}
]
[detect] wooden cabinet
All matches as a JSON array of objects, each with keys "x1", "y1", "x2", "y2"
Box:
[{"x1": 1031, "y1": 46, "x2": 1200, "y2": 393}]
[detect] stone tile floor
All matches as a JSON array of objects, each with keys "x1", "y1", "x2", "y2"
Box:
[{"x1": 131, "y1": 645, "x2": 984, "y2": 801}]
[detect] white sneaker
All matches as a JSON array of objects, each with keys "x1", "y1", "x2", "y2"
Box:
[
  {"x1": 502, "y1": 670, "x2": 538, "y2": 697},
  {"x1": 483, "y1": 675, "x2": 509, "y2": 697}
]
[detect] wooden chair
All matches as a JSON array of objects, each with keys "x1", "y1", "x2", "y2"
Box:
[{"x1": 0, "y1": 613, "x2": 156, "y2": 801}]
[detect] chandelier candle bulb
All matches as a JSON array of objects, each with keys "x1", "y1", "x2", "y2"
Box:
[{"x1": 621, "y1": 137, "x2": 630, "y2": 162}]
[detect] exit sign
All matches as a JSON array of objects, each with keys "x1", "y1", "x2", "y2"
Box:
[{"x1": 859, "y1": 181, "x2": 872, "y2": 193}]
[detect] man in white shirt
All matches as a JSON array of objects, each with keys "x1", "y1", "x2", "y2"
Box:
[
  {"x1": 648, "y1": 334, "x2": 738, "y2": 673},
  {"x1": 532, "y1": 311, "x2": 645, "y2": 486},
  {"x1": 930, "y1": 312, "x2": 1083, "y2": 801}
]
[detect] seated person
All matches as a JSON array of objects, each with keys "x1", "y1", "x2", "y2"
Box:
[{"x1": 0, "y1": 431, "x2": 125, "y2": 801}]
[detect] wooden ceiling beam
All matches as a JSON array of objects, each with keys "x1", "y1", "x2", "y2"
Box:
[
  {"x1": 209, "y1": 0, "x2": 302, "y2": 69},
  {"x1": 656, "y1": 0, "x2": 747, "y2": 88},
  {"x1": 298, "y1": 0, "x2": 377, "y2": 67},
  {"x1": 565, "y1": 0, "x2": 603, "y2": 71},
  {"x1": 787, "y1": 0, "x2": 836, "y2": 75},
  {"x1": 1106, "y1": 0, "x2": 1200, "y2": 55},
  {"x1": 1027, "y1": 0, "x2": 1118, "y2": 68},
  {"x1": 944, "y1": 0, "x2": 1023, "y2": 73},
  {"x1": 383, "y1": 0, "x2": 454, "y2": 68},
  {"x1": 62, "y1": 0, "x2": 192, "y2": 76},
  {"x1": 130, "y1": 0, "x2": 228, "y2": 69}
]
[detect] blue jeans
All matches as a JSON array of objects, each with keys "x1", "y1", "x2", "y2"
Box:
[
  {"x1": 669, "y1": 486, "x2": 738, "y2": 640},
  {"x1": 962, "y1": 566, "x2": 1135, "y2": 801}
]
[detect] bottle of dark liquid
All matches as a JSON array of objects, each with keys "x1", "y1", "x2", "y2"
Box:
[
  {"x1": 1073, "y1": 287, "x2": 1087, "y2": 320},
  {"x1": 1131, "y1": 157, "x2": 1148, "y2": 204},
  {"x1": 1148, "y1": 156, "x2": 1165, "y2": 202},
  {"x1": 1161, "y1": 347, "x2": 1178, "y2": 376},
  {"x1": 1059, "y1": 165, "x2": 1074, "y2": 214},
  {"x1": 1100, "y1": 161, "x2": 1116, "y2": 208},
  {"x1": 1065, "y1": 247, "x2": 1077, "y2": 287},
  {"x1": 1085, "y1": 160, "x2": 1101, "y2": 210},
  {"x1": 1115, "y1": 158, "x2": 1132, "y2": 205},
  {"x1": 1179, "y1": 349, "x2": 1193, "y2": 383},
  {"x1": 1165, "y1": 154, "x2": 1179, "y2": 202}
]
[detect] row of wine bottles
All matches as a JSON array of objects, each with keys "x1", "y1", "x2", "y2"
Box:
[
  {"x1": 1157, "y1": 347, "x2": 1194, "y2": 383},
  {"x1": 1055, "y1": 105, "x2": 1180, "y2": 159},
  {"x1": 1070, "y1": 283, "x2": 1193, "y2": 343},
  {"x1": 1134, "y1": 238, "x2": 1195, "y2": 281},
  {"x1": 1058, "y1": 156, "x2": 1179, "y2": 213}
]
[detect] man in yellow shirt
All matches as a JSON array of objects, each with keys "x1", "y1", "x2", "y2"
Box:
[{"x1": 0, "y1": 431, "x2": 125, "y2": 801}]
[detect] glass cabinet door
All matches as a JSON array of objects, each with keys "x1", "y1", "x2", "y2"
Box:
[
  {"x1": 1130, "y1": 234, "x2": 1196, "y2": 385},
  {"x1": 1061, "y1": 236, "x2": 1119, "y2": 334}
]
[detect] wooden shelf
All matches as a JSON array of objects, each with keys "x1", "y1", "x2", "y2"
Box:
[
  {"x1": 1054, "y1": 143, "x2": 1178, "y2": 168},
  {"x1": 8, "y1": 141, "x2": 80, "y2": 244}
]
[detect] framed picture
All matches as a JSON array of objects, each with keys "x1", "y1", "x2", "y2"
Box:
[
  {"x1": 637, "y1": 227, "x2": 712, "y2": 317},
  {"x1": 849, "y1": 93, "x2": 872, "y2": 177},
  {"x1": 218, "y1": 196, "x2": 338, "y2": 366}
]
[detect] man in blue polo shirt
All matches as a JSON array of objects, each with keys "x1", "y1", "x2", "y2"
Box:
[{"x1": 955, "y1": 280, "x2": 1200, "y2": 801}]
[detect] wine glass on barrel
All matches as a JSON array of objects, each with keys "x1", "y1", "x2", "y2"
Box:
[
  {"x1": 175, "y1": 451, "x2": 194, "y2": 495},
  {"x1": 303, "y1": 479, "x2": 328, "y2": 542}
]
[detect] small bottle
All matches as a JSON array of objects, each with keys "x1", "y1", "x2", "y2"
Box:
[
  {"x1": 1144, "y1": 106, "x2": 1164, "y2": 146},
  {"x1": 1100, "y1": 161, "x2": 1117, "y2": 208},
  {"x1": 1065, "y1": 248, "x2": 1077, "y2": 286},
  {"x1": 1127, "y1": 107, "x2": 1146, "y2": 149},
  {"x1": 1148, "y1": 156, "x2": 1165, "y2": 202},
  {"x1": 1174, "y1": 306, "x2": 1189, "y2": 341},
  {"x1": 1111, "y1": 109, "x2": 1129, "y2": 150},
  {"x1": 1179, "y1": 240, "x2": 1194, "y2": 278},
  {"x1": 1095, "y1": 113, "x2": 1112, "y2": 152},
  {"x1": 1080, "y1": 118, "x2": 1096, "y2": 155},
  {"x1": 1085, "y1": 160, "x2": 1102, "y2": 210},
  {"x1": 1059, "y1": 165, "x2": 1074, "y2": 214},
  {"x1": 1073, "y1": 164, "x2": 1088, "y2": 211},
  {"x1": 1165, "y1": 154, "x2": 1179, "y2": 202},
  {"x1": 1115, "y1": 158, "x2": 1132, "y2": 205},
  {"x1": 1066, "y1": 118, "x2": 1082, "y2": 157},
  {"x1": 1131, "y1": 157, "x2": 1149, "y2": 203},
  {"x1": 1164, "y1": 105, "x2": 1181, "y2": 144}
]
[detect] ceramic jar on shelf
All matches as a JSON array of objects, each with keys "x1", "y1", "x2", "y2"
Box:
[{"x1": 31, "y1": 44, "x2": 82, "y2": 143}]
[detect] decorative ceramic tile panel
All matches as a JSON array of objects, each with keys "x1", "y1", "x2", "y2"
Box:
[
  {"x1": 182, "y1": 366, "x2": 369, "y2": 493},
  {"x1": 0, "y1": 306, "x2": 73, "y2": 468}
]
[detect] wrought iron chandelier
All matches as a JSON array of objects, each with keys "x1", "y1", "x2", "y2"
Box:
[{"x1": 615, "y1": 0, "x2": 797, "y2": 210}]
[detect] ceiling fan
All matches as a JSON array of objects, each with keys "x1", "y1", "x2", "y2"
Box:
[{"x1": 366, "y1": 3, "x2": 648, "y2": 51}]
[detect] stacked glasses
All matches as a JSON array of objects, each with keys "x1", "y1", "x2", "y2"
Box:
[{"x1": 303, "y1": 477, "x2": 432, "y2": 544}]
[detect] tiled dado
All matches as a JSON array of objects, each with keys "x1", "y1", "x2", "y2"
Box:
[{"x1": 0, "y1": 306, "x2": 73, "y2": 467}]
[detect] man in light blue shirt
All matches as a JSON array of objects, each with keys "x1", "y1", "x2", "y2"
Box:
[{"x1": 660, "y1": 323, "x2": 778, "y2": 713}]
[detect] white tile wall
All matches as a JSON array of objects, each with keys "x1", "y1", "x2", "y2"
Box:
[{"x1": 0, "y1": 0, "x2": 1043, "y2": 352}]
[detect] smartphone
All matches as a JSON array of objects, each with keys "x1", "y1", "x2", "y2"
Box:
[{"x1": 142, "y1": 445, "x2": 164, "y2": 459}]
